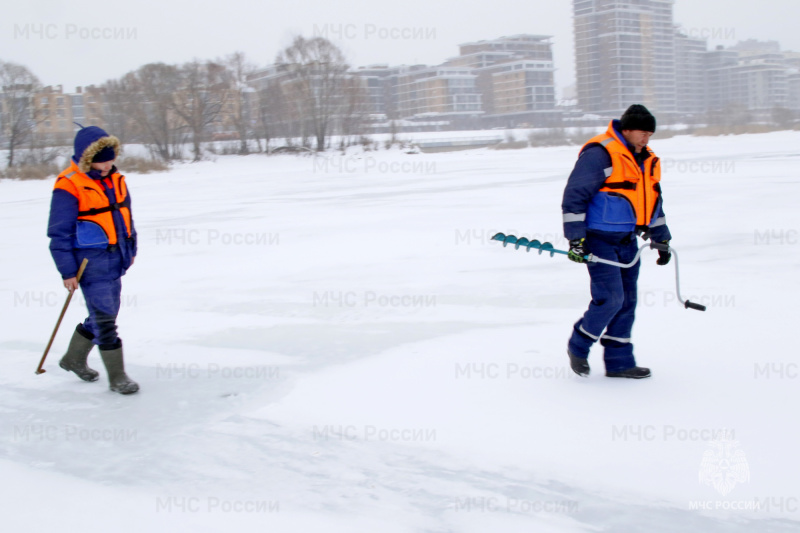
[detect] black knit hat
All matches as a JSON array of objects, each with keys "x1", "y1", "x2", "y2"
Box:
[{"x1": 620, "y1": 104, "x2": 656, "y2": 132}]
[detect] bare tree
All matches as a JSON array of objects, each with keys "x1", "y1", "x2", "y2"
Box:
[
  {"x1": 101, "y1": 80, "x2": 133, "y2": 143},
  {"x1": 224, "y1": 52, "x2": 257, "y2": 154},
  {"x1": 256, "y1": 76, "x2": 295, "y2": 151},
  {"x1": 0, "y1": 61, "x2": 41, "y2": 167},
  {"x1": 255, "y1": 83, "x2": 275, "y2": 151},
  {"x1": 275, "y1": 36, "x2": 350, "y2": 152},
  {"x1": 118, "y1": 63, "x2": 184, "y2": 161},
  {"x1": 337, "y1": 76, "x2": 369, "y2": 149},
  {"x1": 170, "y1": 60, "x2": 230, "y2": 162}
]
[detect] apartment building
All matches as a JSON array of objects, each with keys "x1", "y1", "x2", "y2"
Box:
[
  {"x1": 23, "y1": 85, "x2": 108, "y2": 145},
  {"x1": 674, "y1": 31, "x2": 706, "y2": 116},
  {"x1": 34, "y1": 86, "x2": 71, "y2": 143},
  {"x1": 704, "y1": 42, "x2": 791, "y2": 115},
  {"x1": 394, "y1": 65, "x2": 482, "y2": 120},
  {"x1": 448, "y1": 35, "x2": 557, "y2": 125},
  {"x1": 352, "y1": 65, "x2": 407, "y2": 119},
  {"x1": 351, "y1": 35, "x2": 558, "y2": 127},
  {"x1": 573, "y1": 0, "x2": 677, "y2": 116},
  {"x1": 788, "y1": 72, "x2": 800, "y2": 112}
]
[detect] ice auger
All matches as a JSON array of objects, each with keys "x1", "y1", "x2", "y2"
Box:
[{"x1": 491, "y1": 232, "x2": 706, "y2": 312}]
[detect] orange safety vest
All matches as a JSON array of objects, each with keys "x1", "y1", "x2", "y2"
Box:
[
  {"x1": 582, "y1": 122, "x2": 662, "y2": 227},
  {"x1": 53, "y1": 161, "x2": 132, "y2": 245}
]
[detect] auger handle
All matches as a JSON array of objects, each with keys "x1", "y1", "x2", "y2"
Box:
[
  {"x1": 685, "y1": 301, "x2": 707, "y2": 312},
  {"x1": 649, "y1": 242, "x2": 669, "y2": 252}
]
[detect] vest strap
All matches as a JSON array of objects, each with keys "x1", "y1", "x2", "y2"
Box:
[
  {"x1": 603, "y1": 181, "x2": 637, "y2": 191},
  {"x1": 78, "y1": 196, "x2": 130, "y2": 216}
]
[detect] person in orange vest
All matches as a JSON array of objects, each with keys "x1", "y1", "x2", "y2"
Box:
[
  {"x1": 561, "y1": 105, "x2": 672, "y2": 379},
  {"x1": 47, "y1": 125, "x2": 139, "y2": 394}
]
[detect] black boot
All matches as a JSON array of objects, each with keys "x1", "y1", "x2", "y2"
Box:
[
  {"x1": 606, "y1": 366, "x2": 651, "y2": 379},
  {"x1": 568, "y1": 349, "x2": 590, "y2": 377},
  {"x1": 99, "y1": 342, "x2": 139, "y2": 394},
  {"x1": 59, "y1": 325, "x2": 99, "y2": 382}
]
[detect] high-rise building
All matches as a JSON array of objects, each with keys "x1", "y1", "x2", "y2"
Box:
[
  {"x1": 674, "y1": 31, "x2": 706, "y2": 116},
  {"x1": 703, "y1": 46, "x2": 739, "y2": 114},
  {"x1": 573, "y1": 0, "x2": 677, "y2": 116}
]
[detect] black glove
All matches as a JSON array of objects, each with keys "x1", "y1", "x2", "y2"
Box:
[
  {"x1": 656, "y1": 240, "x2": 671, "y2": 265},
  {"x1": 568, "y1": 238, "x2": 588, "y2": 264}
]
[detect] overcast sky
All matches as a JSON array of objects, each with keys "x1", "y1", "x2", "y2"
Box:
[{"x1": 1, "y1": 0, "x2": 797, "y2": 97}]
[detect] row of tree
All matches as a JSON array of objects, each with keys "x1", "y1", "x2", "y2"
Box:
[
  {"x1": 0, "y1": 36, "x2": 368, "y2": 166},
  {"x1": 0, "y1": 60, "x2": 40, "y2": 167}
]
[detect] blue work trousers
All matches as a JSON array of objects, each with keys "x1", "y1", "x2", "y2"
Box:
[
  {"x1": 567, "y1": 232, "x2": 640, "y2": 372},
  {"x1": 78, "y1": 248, "x2": 124, "y2": 350}
]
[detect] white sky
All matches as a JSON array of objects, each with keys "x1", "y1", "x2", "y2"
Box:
[{"x1": 1, "y1": 0, "x2": 797, "y2": 97}]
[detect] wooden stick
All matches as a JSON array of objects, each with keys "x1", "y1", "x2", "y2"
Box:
[{"x1": 36, "y1": 258, "x2": 89, "y2": 375}]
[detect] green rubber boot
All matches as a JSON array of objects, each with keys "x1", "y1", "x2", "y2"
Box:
[
  {"x1": 99, "y1": 343, "x2": 139, "y2": 395},
  {"x1": 59, "y1": 325, "x2": 99, "y2": 382}
]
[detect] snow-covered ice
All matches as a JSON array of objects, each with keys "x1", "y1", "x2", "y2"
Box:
[{"x1": 2, "y1": 131, "x2": 799, "y2": 532}]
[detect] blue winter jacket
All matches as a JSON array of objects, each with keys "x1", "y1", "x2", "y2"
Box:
[
  {"x1": 561, "y1": 120, "x2": 671, "y2": 243},
  {"x1": 47, "y1": 128, "x2": 136, "y2": 281},
  {"x1": 48, "y1": 174, "x2": 137, "y2": 281}
]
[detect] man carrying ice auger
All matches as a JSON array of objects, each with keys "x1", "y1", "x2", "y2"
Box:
[
  {"x1": 47, "y1": 125, "x2": 139, "y2": 394},
  {"x1": 561, "y1": 105, "x2": 672, "y2": 379}
]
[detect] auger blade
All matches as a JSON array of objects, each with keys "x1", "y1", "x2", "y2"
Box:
[
  {"x1": 492, "y1": 231, "x2": 573, "y2": 259},
  {"x1": 539, "y1": 242, "x2": 555, "y2": 257}
]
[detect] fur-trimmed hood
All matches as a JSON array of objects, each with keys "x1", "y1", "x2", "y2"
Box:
[{"x1": 72, "y1": 126, "x2": 121, "y2": 174}]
